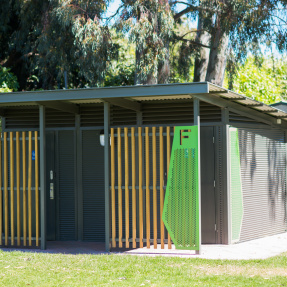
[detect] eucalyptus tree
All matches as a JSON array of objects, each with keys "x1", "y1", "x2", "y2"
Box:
[
  {"x1": 1, "y1": 0, "x2": 112, "y2": 90},
  {"x1": 190, "y1": 0, "x2": 287, "y2": 86},
  {"x1": 115, "y1": 0, "x2": 174, "y2": 84}
]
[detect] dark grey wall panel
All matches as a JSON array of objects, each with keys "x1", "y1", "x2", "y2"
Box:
[
  {"x1": 230, "y1": 111, "x2": 268, "y2": 125},
  {"x1": 111, "y1": 105, "x2": 137, "y2": 126},
  {"x1": 46, "y1": 108, "x2": 75, "y2": 128},
  {"x1": 5, "y1": 107, "x2": 39, "y2": 129},
  {"x1": 141, "y1": 100, "x2": 221, "y2": 125},
  {"x1": 201, "y1": 127, "x2": 216, "y2": 243},
  {"x1": 82, "y1": 130, "x2": 105, "y2": 241},
  {"x1": 80, "y1": 104, "x2": 104, "y2": 127},
  {"x1": 215, "y1": 126, "x2": 225, "y2": 244},
  {"x1": 58, "y1": 130, "x2": 76, "y2": 240},
  {"x1": 142, "y1": 100, "x2": 194, "y2": 125},
  {"x1": 237, "y1": 128, "x2": 287, "y2": 242}
]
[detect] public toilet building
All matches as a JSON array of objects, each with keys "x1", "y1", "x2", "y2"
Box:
[{"x1": 0, "y1": 82, "x2": 286, "y2": 252}]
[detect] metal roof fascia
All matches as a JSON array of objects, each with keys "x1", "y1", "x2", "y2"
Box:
[
  {"x1": 194, "y1": 92, "x2": 287, "y2": 128},
  {"x1": 0, "y1": 82, "x2": 209, "y2": 104}
]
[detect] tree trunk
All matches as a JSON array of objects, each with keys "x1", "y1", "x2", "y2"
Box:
[
  {"x1": 193, "y1": 17, "x2": 210, "y2": 82},
  {"x1": 134, "y1": 45, "x2": 158, "y2": 85},
  {"x1": 205, "y1": 24, "x2": 229, "y2": 86},
  {"x1": 158, "y1": 40, "x2": 170, "y2": 84}
]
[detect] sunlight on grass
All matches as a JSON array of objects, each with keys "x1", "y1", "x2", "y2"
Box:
[{"x1": 0, "y1": 251, "x2": 286, "y2": 286}]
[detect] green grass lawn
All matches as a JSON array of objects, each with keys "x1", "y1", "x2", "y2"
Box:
[{"x1": 0, "y1": 250, "x2": 286, "y2": 286}]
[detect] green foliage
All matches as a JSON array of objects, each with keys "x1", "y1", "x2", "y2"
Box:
[
  {"x1": 225, "y1": 56, "x2": 287, "y2": 104},
  {"x1": 1, "y1": 0, "x2": 287, "y2": 94},
  {"x1": 0, "y1": 67, "x2": 19, "y2": 92},
  {"x1": 118, "y1": 0, "x2": 174, "y2": 83},
  {"x1": 1, "y1": 0, "x2": 112, "y2": 89},
  {"x1": 170, "y1": 19, "x2": 196, "y2": 83},
  {"x1": 104, "y1": 32, "x2": 135, "y2": 86}
]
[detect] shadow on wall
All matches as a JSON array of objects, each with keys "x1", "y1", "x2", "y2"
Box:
[{"x1": 238, "y1": 128, "x2": 286, "y2": 227}]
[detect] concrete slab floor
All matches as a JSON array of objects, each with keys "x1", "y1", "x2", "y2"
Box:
[
  {"x1": 0, "y1": 232, "x2": 286, "y2": 260},
  {"x1": 125, "y1": 232, "x2": 287, "y2": 260}
]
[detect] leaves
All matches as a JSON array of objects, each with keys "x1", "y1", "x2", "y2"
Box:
[{"x1": 226, "y1": 56, "x2": 287, "y2": 104}]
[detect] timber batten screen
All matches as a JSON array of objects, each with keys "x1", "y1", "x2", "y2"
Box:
[
  {"x1": 110, "y1": 126, "x2": 200, "y2": 250},
  {"x1": 0, "y1": 131, "x2": 40, "y2": 247},
  {"x1": 110, "y1": 126, "x2": 174, "y2": 249}
]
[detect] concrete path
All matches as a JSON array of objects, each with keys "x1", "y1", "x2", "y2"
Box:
[
  {"x1": 125, "y1": 232, "x2": 287, "y2": 260},
  {"x1": 1, "y1": 232, "x2": 287, "y2": 260}
]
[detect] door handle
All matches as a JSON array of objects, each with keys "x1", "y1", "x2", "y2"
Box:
[
  {"x1": 50, "y1": 183, "x2": 54, "y2": 199},
  {"x1": 50, "y1": 170, "x2": 54, "y2": 180}
]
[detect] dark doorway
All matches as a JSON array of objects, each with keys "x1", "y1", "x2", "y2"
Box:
[
  {"x1": 200, "y1": 126, "x2": 216, "y2": 244},
  {"x1": 81, "y1": 130, "x2": 105, "y2": 242},
  {"x1": 46, "y1": 129, "x2": 105, "y2": 242},
  {"x1": 46, "y1": 130, "x2": 76, "y2": 241}
]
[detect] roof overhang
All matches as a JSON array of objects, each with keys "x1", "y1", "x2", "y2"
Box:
[{"x1": 0, "y1": 82, "x2": 287, "y2": 129}]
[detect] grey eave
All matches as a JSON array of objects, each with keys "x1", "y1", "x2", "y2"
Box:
[{"x1": 1, "y1": 82, "x2": 287, "y2": 128}]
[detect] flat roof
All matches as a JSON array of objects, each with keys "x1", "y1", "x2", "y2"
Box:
[{"x1": 0, "y1": 82, "x2": 286, "y2": 128}]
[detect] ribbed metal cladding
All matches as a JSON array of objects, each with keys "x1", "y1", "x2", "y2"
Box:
[
  {"x1": 82, "y1": 130, "x2": 105, "y2": 242},
  {"x1": 142, "y1": 100, "x2": 194, "y2": 125},
  {"x1": 110, "y1": 105, "x2": 137, "y2": 126},
  {"x1": 229, "y1": 111, "x2": 266, "y2": 124},
  {"x1": 216, "y1": 126, "x2": 224, "y2": 244},
  {"x1": 80, "y1": 104, "x2": 104, "y2": 127},
  {"x1": 58, "y1": 130, "x2": 76, "y2": 240},
  {"x1": 141, "y1": 100, "x2": 221, "y2": 125},
  {"x1": 200, "y1": 102, "x2": 221, "y2": 122},
  {"x1": 237, "y1": 128, "x2": 287, "y2": 242},
  {"x1": 46, "y1": 108, "x2": 75, "y2": 127},
  {"x1": 4, "y1": 107, "x2": 39, "y2": 129}
]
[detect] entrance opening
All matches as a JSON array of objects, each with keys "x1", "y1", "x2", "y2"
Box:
[{"x1": 46, "y1": 130, "x2": 105, "y2": 242}]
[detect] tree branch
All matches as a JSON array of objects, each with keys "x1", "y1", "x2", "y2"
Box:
[{"x1": 175, "y1": 36, "x2": 211, "y2": 49}]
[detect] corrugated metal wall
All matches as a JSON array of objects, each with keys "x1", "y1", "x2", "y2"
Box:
[
  {"x1": 237, "y1": 128, "x2": 287, "y2": 242},
  {"x1": 141, "y1": 100, "x2": 221, "y2": 125},
  {"x1": 215, "y1": 126, "x2": 225, "y2": 244},
  {"x1": 4, "y1": 107, "x2": 39, "y2": 129},
  {"x1": 82, "y1": 130, "x2": 105, "y2": 242},
  {"x1": 58, "y1": 131, "x2": 76, "y2": 240}
]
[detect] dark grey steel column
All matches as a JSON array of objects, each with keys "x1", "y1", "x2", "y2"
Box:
[
  {"x1": 39, "y1": 105, "x2": 46, "y2": 250},
  {"x1": 104, "y1": 102, "x2": 110, "y2": 252},
  {"x1": 222, "y1": 108, "x2": 231, "y2": 244},
  {"x1": 76, "y1": 114, "x2": 83, "y2": 241},
  {"x1": 193, "y1": 98, "x2": 201, "y2": 254}
]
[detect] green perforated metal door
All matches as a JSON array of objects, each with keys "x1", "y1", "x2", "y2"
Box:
[{"x1": 163, "y1": 126, "x2": 200, "y2": 250}]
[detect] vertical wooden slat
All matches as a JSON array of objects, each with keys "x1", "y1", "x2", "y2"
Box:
[
  {"x1": 111, "y1": 128, "x2": 116, "y2": 248},
  {"x1": 35, "y1": 131, "x2": 39, "y2": 247},
  {"x1": 10, "y1": 132, "x2": 14, "y2": 246},
  {"x1": 117, "y1": 128, "x2": 123, "y2": 248},
  {"x1": 159, "y1": 127, "x2": 164, "y2": 249},
  {"x1": 124, "y1": 127, "x2": 129, "y2": 248},
  {"x1": 152, "y1": 127, "x2": 157, "y2": 249},
  {"x1": 0, "y1": 135, "x2": 2, "y2": 246},
  {"x1": 4, "y1": 132, "x2": 8, "y2": 246},
  {"x1": 28, "y1": 131, "x2": 32, "y2": 246},
  {"x1": 145, "y1": 127, "x2": 150, "y2": 248},
  {"x1": 131, "y1": 127, "x2": 136, "y2": 248},
  {"x1": 166, "y1": 126, "x2": 172, "y2": 249},
  {"x1": 16, "y1": 132, "x2": 21, "y2": 246},
  {"x1": 138, "y1": 127, "x2": 143, "y2": 248},
  {"x1": 22, "y1": 132, "x2": 27, "y2": 246}
]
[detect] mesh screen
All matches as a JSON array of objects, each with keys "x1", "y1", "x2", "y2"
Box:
[
  {"x1": 229, "y1": 128, "x2": 244, "y2": 243},
  {"x1": 162, "y1": 126, "x2": 200, "y2": 250}
]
